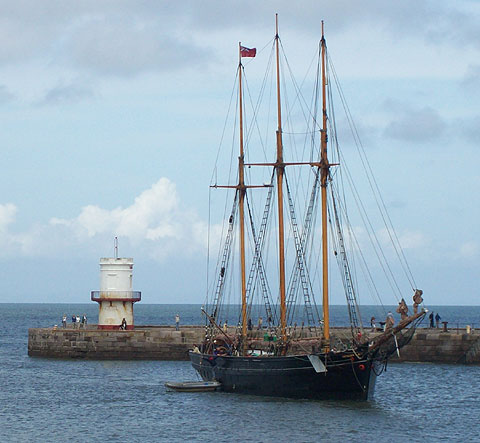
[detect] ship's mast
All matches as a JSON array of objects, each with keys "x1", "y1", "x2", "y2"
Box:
[
  {"x1": 238, "y1": 43, "x2": 248, "y2": 354},
  {"x1": 238, "y1": 18, "x2": 328, "y2": 347},
  {"x1": 274, "y1": 14, "x2": 287, "y2": 343},
  {"x1": 320, "y1": 21, "x2": 330, "y2": 346}
]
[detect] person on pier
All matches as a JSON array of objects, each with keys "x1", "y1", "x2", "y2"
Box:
[
  {"x1": 175, "y1": 314, "x2": 180, "y2": 331},
  {"x1": 435, "y1": 313, "x2": 441, "y2": 328}
]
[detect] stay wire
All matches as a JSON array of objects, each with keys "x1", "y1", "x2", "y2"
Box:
[
  {"x1": 328, "y1": 54, "x2": 417, "y2": 291},
  {"x1": 336, "y1": 148, "x2": 403, "y2": 302},
  {"x1": 330, "y1": 180, "x2": 387, "y2": 312}
]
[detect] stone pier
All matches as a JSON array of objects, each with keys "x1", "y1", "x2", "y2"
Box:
[
  {"x1": 392, "y1": 329, "x2": 480, "y2": 364},
  {"x1": 27, "y1": 325, "x2": 480, "y2": 363},
  {"x1": 28, "y1": 325, "x2": 204, "y2": 360}
]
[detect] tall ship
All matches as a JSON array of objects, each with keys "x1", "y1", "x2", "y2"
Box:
[{"x1": 189, "y1": 17, "x2": 425, "y2": 400}]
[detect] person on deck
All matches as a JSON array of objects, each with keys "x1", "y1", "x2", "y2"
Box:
[
  {"x1": 385, "y1": 312, "x2": 394, "y2": 330},
  {"x1": 396, "y1": 298, "x2": 409, "y2": 320},
  {"x1": 413, "y1": 289, "x2": 423, "y2": 314},
  {"x1": 223, "y1": 321, "x2": 228, "y2": 333},
  {"x1": 429, "y1": 312, "x2": 434, "y2": 328},
  {"x1": 370, "y1": 316, "x2": 376, "y2": 332},
  {"x1": 258, "y1": 317, "x2": 263, "y2": 330},
  {"x1": 247, "y1": 318, "x2": 253, "y2": 331},
  {"x1": 435, "y1": 313, "x2": 441, "y2": 328}
]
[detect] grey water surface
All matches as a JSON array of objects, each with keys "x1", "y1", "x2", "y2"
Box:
[{"x1": 1, "y1": 304, "x2": 479, "y2": 442}]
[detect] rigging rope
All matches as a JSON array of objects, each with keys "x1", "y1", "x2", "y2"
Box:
[{"x1": 328, "y1": 53, "x2": 417, "y2": 291}]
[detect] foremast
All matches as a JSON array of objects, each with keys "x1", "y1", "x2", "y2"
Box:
[
  {"x1": 274, "y1": 15, "x2": 288, "y2": 344},
  {"x1": 320, "y1": 21, "x2": 330, "y2": 348},
  {"x1": 236, "y1": 42, "x2": 268, "y2": 354}
]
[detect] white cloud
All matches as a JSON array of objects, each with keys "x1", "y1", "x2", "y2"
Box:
[
  {"x1": 383, "y1": 103, "x2": 445, "y2": 143},
  {"x1": 0, "y1": 203, "x2": 38, "y2": 256},
  {"x1": 0, "y1": 1, "x2": 473, "y2": 78},
  {"x1": 374, "y1": 228, "x2": 428, "y2": 257},
  {"x1": 52, "y1": 178, "x2": 207, "y2": 258},
  {"x1": 396, "y1": 230, "x2": 428, "y2": 250},
  {"x1": 457, "y1": 116, "x2": 480, "y2": 144},
  {"x1": 0, "y1": 203, "x2": 17, "y2": 233},
  {"x1": 0, "y1": 85, "x2": 14, "y2": 103},
  {"x1": 1, "y1": 179, "x2": 208, "y2": 261},
  {"x1": 344, "y1": 225, "x2": 427, "y2": 253},
  {"x1": 461, "y1": 64, "x2": 480, "y2": 89},
  {"x1": 52, "y1": 178, "x2": 180, "y2": 239},
  {"x1": 459, "y1": 241, "x2": 478, "y2": 259},
  {"x1": 64, "y1": 17, "x2": 207, "y2": 77},
  {"x1": 38, "y1": 80, "x2": 95, "y2": 105}
]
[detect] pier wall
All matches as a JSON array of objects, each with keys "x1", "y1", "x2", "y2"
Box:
[
  {"x1": 28, "y1": 326, "x2": 203, "y2": 360},
  {"x1": 28, "y1": 326, "x2": 480, "y2": 364},
  {"x1": 392, "y1": 330, "x2": 480, "y2": 364}
]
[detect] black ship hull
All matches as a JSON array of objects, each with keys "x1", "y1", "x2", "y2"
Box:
[{"x1": 189, "y1": 351, "x2": 378, "y2": 401}]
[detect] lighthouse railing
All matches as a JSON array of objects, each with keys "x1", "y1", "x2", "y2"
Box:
[{"x1": 90, "y1": 290, "x2": 142, "y2": 302}]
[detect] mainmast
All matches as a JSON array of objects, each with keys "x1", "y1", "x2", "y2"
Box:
[
  {"x1": 274, "y1": 14, "x2": 287, "y2": 343},
  {"x1": 320, "y1": 21, "x2": 330, "y2": 346},
  {"x1": 238, "y1": 43, "x2": 248, "y2": 354}
]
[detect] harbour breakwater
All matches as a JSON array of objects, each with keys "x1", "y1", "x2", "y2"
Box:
[
  {"x1": 28, "y1": 325, "x2": 480, "y2": 364},
  {"x1": 28, "y1": 325, "x2": 199, "y2": 360}
]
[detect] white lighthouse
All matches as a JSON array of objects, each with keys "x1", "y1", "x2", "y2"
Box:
[{"x1": 91, "y1": 256, "x2": 141, "y2": 330}]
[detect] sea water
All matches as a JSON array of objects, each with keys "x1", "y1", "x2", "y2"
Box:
[{"x1": 1, "y1": 303, "x2": 479, "y2": 442}]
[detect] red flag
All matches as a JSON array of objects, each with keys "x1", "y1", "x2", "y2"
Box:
[{"x1": 240, "y1": 46, "x2": 256, "y2": 57}]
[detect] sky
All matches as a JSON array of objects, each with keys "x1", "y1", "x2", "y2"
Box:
[{"x1": 0, "y1": 1, "x2": 479, "y2": 305}]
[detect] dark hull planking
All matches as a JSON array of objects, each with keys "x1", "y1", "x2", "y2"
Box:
[{"x1": 189, "y1": 351, "x2": 378, "y2": 401}]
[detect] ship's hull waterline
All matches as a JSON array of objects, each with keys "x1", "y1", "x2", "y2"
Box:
[{"x1": 189, "y1": 351, "x2": 378, "y2": 400}]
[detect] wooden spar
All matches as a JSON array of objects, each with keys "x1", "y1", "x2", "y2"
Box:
[
  {"x1": 201, "y1": 308, "x2": 234, "y2": 345},
  {"x1": 320, "y1": 21, "x2": 330, "y2": 348},
  {"x1": 368, "y1": 310, "x2": 426, "y2": 351},
  {"x1": 238, "y1": 43, "x2": 248, "y2": 355},
  {"x1": 274, "y1": 14, "x2": 287, "y2": 343}
]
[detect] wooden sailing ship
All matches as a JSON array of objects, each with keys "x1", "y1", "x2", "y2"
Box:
[{"x1": 189, "y1": 17, "x2": 425, "y2": 400}]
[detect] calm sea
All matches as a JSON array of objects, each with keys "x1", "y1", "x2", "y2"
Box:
[{"x1": 1, "y1": 303, "x2": 480, "y2": 442}]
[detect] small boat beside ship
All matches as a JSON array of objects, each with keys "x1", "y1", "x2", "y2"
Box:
[
  {"x1": 165, "y1": 381, "x2": 221, "y2": 392},
  {"x1": 188, "y1": 16, "x2": 425, "y2": 400}
]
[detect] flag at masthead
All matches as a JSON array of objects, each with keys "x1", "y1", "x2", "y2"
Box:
[{"x1": 240, "y1": 46, "x2": 256, "y2": 57}]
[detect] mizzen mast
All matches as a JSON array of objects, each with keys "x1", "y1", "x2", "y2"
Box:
[{"x1": 320, "y1": 21, "x2": 330, "y2": 346}]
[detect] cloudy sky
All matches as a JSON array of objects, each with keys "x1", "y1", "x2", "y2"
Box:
[{"x1": 0, "y1": 1, "x2": 479, "y2": 305}]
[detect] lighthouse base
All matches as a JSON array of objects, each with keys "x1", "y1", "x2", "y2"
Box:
[{"x1": 97, "y1": 300, "x2": 135, "y2": 329}]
